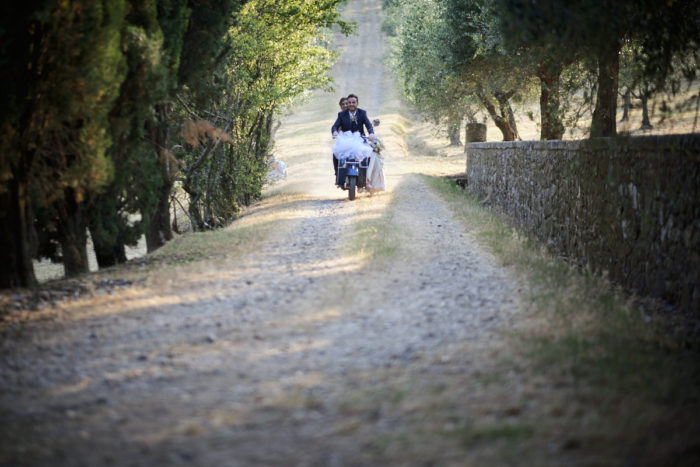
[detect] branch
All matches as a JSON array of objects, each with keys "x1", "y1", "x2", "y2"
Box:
[
  {"x1": 170, "y1": 193, "x2": 195, "y2": 229},
  {"x1": 476, "y1": 88, "x2": 506, "y2": 125},
  {"x1": 185, "y1": 122, "x2": 232, "y2": 182},
  {"x1": 176, "y1": 95, "x2": 200, "y2": 120}
]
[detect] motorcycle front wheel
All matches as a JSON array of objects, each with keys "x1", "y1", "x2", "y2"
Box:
[{"x1": 348, "y1": 176, "x2": 357, "y2": 200}]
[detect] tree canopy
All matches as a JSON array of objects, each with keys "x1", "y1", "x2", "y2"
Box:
[
  {"x1": 386, "y1": 0, "x2": 536, "y2": 142},
  {"x1": 0, "y1": 0, "x2": 351, "y2": 287},
  {"x1": 385, "y1": 0, "x2": 699, "y2": 140}
]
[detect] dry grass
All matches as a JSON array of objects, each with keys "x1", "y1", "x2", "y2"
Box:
[
  {"x1": 466, "y1": 80, "x2": 700, "y2": 142},
  {"x1": 425, "y1": 175, "x2": 700, "y2": 466}
]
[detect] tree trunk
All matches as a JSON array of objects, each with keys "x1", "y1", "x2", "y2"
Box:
[
  {"x1": 620, "y1": 88, "x2": 631, "y2": 122},
  {"x1": 538, "y1": 62, "x2": 565, "y2": 140},
  {"x1": 87, "y1": 184, "x2": 129, "y2": 269},
  {"x1": 0, "y1": 174, "x2": 37, "y2": 288},
  {"x1": 146, "y1": 184, "x2": 174, "y2": 250},
  {"x1": 58, "y1": 189, "x2": 89, "y2": 277},
  {"x1": 187, "y1": 194, "x2": 205, "y2": 231},
  {"x1": 183, "y1": 167, "x2": 205, "y2": 231},
  {"x1": 181, "y1": 117, "x2": 233, "y2": 231},
  {"x1": 591, "y1": 44, "x2": 620, "y2": 137},
  {"x1": 476, "y1": 89, "x2": 517, "y2": 141},
  {"x1": 499, "y1": 94, "x2": 520, "y2": 141},
  {"x1": 145, "y1": 104, "x2": 173, "y2": 252},
  {"x1": 89, "y1": 223, "x2": 127, "y2": 268},
  {"x1": 640, "y1": 93, "x2": 653, "y2": 130},
  {"x1": 447, "y1": 111, "x2": 463, "y2": 146}
]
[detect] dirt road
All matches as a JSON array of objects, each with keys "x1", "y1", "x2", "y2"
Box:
[{"x1": 0, "y1": 1, "x2": 526, "y2": 465}]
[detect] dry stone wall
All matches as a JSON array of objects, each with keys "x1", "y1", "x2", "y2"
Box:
[{"x1": 465, "y1": 134, "x2": 700, "y2": 312}]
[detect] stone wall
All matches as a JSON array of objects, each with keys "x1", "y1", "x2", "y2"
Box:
[{"x1": 465, "y1": 134, "x2": 700, "y2": 312}]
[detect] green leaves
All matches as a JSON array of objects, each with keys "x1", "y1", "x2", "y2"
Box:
[
  {"x1": 30, "y1": 0, "x2": 128, "y2": 201},
  {"x1": 176, "y1": 0, "x2": 350, "y2": 229},
  {"x1": 386, "y1": 0, "x2": 535, "y2": 140},
  {"x1": 0, "y1": 0, "x2": 350, "y2": 282}
]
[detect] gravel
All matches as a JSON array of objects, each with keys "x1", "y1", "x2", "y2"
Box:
[{"x1": 0, "y1": 1, "x2": 523, "y2": 465}]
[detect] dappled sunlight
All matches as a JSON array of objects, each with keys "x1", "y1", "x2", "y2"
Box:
[
  {"x1": 233, "y1": 192, "x2": 312, "y2": 220},
  {"x1": 294, "y1": 254, "x2": 368, "y2": 277},
  {"x1": 40, "y1": 162, "x2": 405, "y2": 330},
  {"x1": 228, "y1": 198, "x2": 316, "y2": 229},
  {"x1": 285, "y1": 308, "x2": 343, "y2": 326},
  {"x1": 251, "y1": 339, "x2": 331, "y2": 362},
  {"x1": 54, "y1": 286, "x2": 195, "y2": 322},
  {"x1": 47, "y1": 376, "x2": 93, "y2": 397},
  {"x1": 50, "y1": 237, "x2": 373, "y2": 326}
]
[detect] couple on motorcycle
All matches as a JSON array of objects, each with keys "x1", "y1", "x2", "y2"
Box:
[{"x1": 331, "y1": 94, "x2": 384, "y2": 199}]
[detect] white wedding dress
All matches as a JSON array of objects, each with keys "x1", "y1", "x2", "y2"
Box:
[
  {"x1": 366, "y1": 152, "x2": 385, "y2": 193},
  {"x1": 332, "y1": 131, "x2": 371, "y2": 159},
  {"x1": 332, "y1": 131, "x2": 385, "y2": 194}
]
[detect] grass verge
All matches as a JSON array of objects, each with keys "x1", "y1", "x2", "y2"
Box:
[{"x1": 425, "y1": 174, "x2": 700, "y2": 466}]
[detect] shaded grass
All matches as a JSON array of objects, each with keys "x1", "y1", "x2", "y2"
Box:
[
  {"x1": 426, "y1": 174, "x2": 700, "y2": 465},
  {"x1": 104, "y1": 193, "x2": 310, "y2": 276},
  {"x1": 148, "y1": 226, "x2": 257, "y2": 264}
]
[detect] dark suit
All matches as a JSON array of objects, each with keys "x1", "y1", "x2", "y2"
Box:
[{"x1": 331, "y1": 108, "x2": 374, "y2": 136}]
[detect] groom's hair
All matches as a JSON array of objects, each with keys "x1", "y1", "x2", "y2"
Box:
[{"x1": 347, "y1": 93, "x2": 359, "y2": 102}]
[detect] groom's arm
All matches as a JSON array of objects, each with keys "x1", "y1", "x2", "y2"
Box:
[{"x1": 361, "y1": 110, "x2": 374, "y2": 135}]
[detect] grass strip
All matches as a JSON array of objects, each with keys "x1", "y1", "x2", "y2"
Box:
[{"x1": 425, "y1": 174, "x2": 700, "y2": 465}]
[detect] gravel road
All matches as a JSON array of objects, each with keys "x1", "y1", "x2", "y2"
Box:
[{"x1": 0, "y1": 1, "x2": 525, "y2": 465}]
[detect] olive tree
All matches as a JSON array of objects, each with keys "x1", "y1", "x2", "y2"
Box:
[
  {"x1": 495, "y1": 0, "x2": 700, "y2": 137},
  {"x1": 386, "y1": 0, "x2": 535, "y2": 142}
]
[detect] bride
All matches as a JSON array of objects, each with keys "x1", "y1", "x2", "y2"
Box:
[{"x1": 365, "y1": 134, "x2": 385, "y2": 193}]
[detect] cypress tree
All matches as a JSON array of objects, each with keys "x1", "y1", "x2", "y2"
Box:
[
  {"x1": 88, "y1": 0, "x2": 166, "y2": 268},
  {"x1": 143, "y1": 0, "x2": 190, "y2": 252},
  {"x1": 29, "y1": 0, "x2": 128, "y2": 277},
  {"x1": 1, "y1": 1, "x2": 128, "y2": 283}
]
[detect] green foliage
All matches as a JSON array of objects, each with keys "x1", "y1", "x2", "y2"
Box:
[
  {"x1": 494, "y1": 0, "x2": 700, "y2": 136},
  {"x1": 156, "y1": 0, "x2": 191, "y2": 93},
  {"x1": 225, "y1": 0, "x2": 348, "y2": 106},
  {"x1": 178, "y1": 0, "x2": 350, "y2": 229},
  {"x1": 0, "y1": 0, "x2": 350, "y2": 283},
  {"x1": 88, "y1": 0, "x2": 170, "y2": 266},
  {"x1": 177, "y1": 0, "x2": 243, "y2": 104},
  {"x1": 30, "y1": 1, "x2": 127, "y2": 202},
  {"x1": 385, "y1": 0, "x2": 536, "y2": 141},
  {"x1": 387, "y1": 0, "x2": 468, "y2": 123},
  {"x1": 22, "y1": 0, "x2": 129, "y2": 275}
]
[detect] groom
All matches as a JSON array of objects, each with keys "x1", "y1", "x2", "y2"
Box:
[{"x1": 331, "y1": 94, "x2": 375, "y2": 140}]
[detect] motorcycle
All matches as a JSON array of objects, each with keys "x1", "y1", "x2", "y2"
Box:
[
  {"x1": 333, "y1": 124, "x2": 381, "y2": 201},
  {"x1": 336, "y1": 154, "x2": 369, "y2": 200}
]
